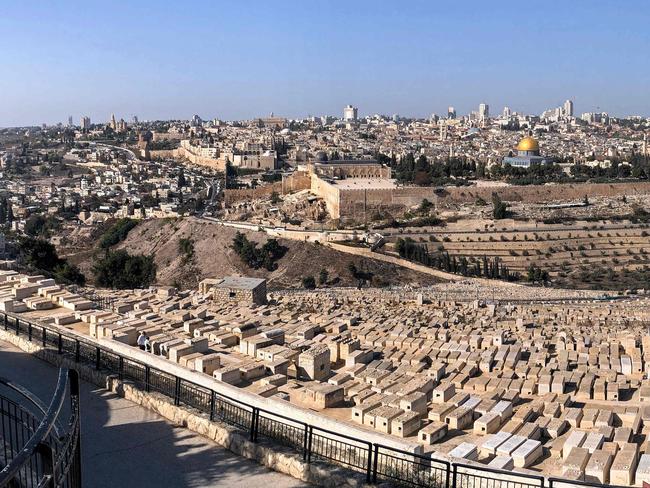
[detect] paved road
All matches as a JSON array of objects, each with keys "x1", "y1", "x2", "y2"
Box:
[{"x1": 0, "y1": 340, "x2": 308, "y2": 488}]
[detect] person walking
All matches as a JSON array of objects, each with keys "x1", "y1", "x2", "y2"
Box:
[{"x1": 137, "y1": 331, "x2": 146, "y2": 351}]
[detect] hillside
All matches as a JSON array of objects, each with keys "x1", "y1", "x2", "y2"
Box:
[{"x1": 69, "y1": 217, "x2": 440, "y2": 290}]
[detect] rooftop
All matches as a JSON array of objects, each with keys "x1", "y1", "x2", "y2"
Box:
[{"x1": 214, "y1": 277, "x2": 266, "y2": 290}]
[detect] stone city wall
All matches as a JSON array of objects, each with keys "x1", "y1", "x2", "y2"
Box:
[
  {"x1": 174, "y1": 147, "x2": 227, "y2": 170},
  {"x1": 224, "y1": 181, "x2": 284, "y2": 205},
  {"x1": 439, "y1": 181, "x2": 650, "y2": 204}
]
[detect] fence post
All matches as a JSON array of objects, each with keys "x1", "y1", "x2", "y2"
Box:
[
  {"x1": 95, "y1": 347, "x2": 101, "y2": 370},
  {"x1": 118, "y1": 356, "x2": 124, "y2": 380},
  {"x1": 209, "y1": 391, "x2": 215, "y2": 421},
  {"x1": 15, "y1": 317, "x2": 19, "y2": 336},
  {"x1": 371, "y1": 444, "x2": 379, "y2": 484},
  {"x1": 452, "y1": 463, "x2": 458, "y2": 488},
  {"x1": 42, "y1": 326, "x2": 46, "y2": 347},
  {"x1": 306, "y1": 426, "x2": 313, "y2": 464},
  {"x1": 75, "y1": 340, "x2": 80, "y2": 362},
  {"x1": 57, "y1": 333, "x2": 62, "y2": 354},
  {"x1": 3, "y1": 313, "x2": 6, "y2": 330},
  {"x1": 302, "y1": 423, "x2": 309, "y2": 461},
  {"x1": 445, "y1": 461, "x2": 451, "y2": 488},
  {"x1": 145, "y1": 365, "x2": 151, "y2": 392},
  {"x1": 28, "y1": 321, "x2": 32, "y2": 341},
  {"x1": 249, "y1": 407, "x2": 258, "y2": 442},
  {"x1": 174, "y1": 376, "x2": 181, "y2": 406}
]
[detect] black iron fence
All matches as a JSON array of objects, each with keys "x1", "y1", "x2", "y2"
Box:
[
  {"x1": 0, "y1": 312, "x2": 625, "y2": 488},
  {"x1": 0, "y1": 367, "x2": 81, "y2": 488}
]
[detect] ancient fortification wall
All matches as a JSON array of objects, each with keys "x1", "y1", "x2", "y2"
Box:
[{"x1": 440, "y1": 181, "x2": 650, "y2": 204}]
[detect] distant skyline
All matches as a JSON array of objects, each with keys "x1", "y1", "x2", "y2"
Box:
[{"x1": 1, "y1": 1, "x2": 649, "y2": 127}]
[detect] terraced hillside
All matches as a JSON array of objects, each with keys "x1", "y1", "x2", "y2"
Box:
[{"x1": 385, "y1": 221, "x2": 650, "y2": 291}]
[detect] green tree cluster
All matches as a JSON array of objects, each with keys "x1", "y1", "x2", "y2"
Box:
[
  {"x1": 395, "y1": 237, "x2": 519, "y2": 281},
  {"x1": 527, "y1": 264, "x2": 550, "y2": 285},
  {"x1": 24, "y1": 214, "x2": 60, "y2": 238},
  {"x1": 302, "y1": 276, "x2": 316, "y2": 289},
  {"x1": 16, "y1": 237, "x2": 85, "y2": 286},
  {"x1": 93, "y1": 250, "x2": 156, "y2": 289},
  {"x1": 231, "y1": 232, "x2": 287, "y2": 271},
  {"x1": 100, "y1": 218, "x2": 138, "y2": 249},
  {"x1": 178, "y1": 237, "x2": 195, "y2": 264},
  {"x1": 491, "y1": 193, "x2": 509, "y2": 220}
]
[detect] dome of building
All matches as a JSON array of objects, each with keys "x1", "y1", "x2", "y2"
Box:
[{"x1": 517, "y1": 136, "x2": 539, "y2": 152}]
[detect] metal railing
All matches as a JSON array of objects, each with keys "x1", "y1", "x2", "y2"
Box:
[
  {"x1": 0, "y1": 311, "x2": 630, "y2": 488},
  {"x1": 0, "y1": 367, "x2": 81, "y2": 488}
]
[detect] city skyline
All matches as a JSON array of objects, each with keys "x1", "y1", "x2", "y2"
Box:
[{"x1": 1, "y1": 1, "x2": 650, "y2": 127}]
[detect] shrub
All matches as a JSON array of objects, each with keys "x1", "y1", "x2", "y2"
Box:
[
  {"x1": 93, "y1": 250, "x2": 156, "y2": 289},
  {"x1": 178, "y1": 237, "x2": 195, "y2": 263},
  {"x1": 231, "y1": 232, "x2": 287, "y2": 271},
  {"x1": 100, "y1": 218, "x2": 138, "y2": 249},
  {"x1": 302, "y1": 276, "x2": 316, "y2": 289},
  {"x1": 318, "y1": 268, "x2": 329, "y2": 285}
]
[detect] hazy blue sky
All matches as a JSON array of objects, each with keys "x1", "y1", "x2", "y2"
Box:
[{"x1": 1, "y1": 1, "x2": 649, "y2": 126}]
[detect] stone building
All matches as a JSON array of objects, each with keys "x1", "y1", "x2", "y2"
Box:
[
  {"x1": 298, "y1": 345, "x2": 331, "y2": 381},
  {"x1": 199, "y1": 277, "x2": 267, "y2": 305}
]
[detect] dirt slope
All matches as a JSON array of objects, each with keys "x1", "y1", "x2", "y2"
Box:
[{"x1": 74, "y1": 217, "x2": 440, "y2": 290}]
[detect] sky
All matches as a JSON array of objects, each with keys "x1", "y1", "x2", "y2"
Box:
[{"x1": 1, "y1": 1, "x2": 649, "y2": 127}]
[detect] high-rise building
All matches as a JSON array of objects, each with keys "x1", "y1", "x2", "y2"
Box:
[
  {"x1": 447, "y1": 106, "x2": 456, "y2": 119},
  {"x1": 110, "y1": 113, "x2": 117, "y2": 130},
  {"x1": 132, "y1": 115, "x2": 139, "y2": 124},
  {"x1": 563, "y1": 99, "x2": 574, "y2": 117},
  {"x1": 67, "y1": 116, "x2": 73, "y2": 127},
  {"x1": 190, "y1": 114, "x2": 203, "y2": 127},
  {"x1": 503, "y1": 106, "x2": 512, "y2": 118},
  {"x1": 479, "y1": 103, "x2": 489, "y2": 120},
  {"x1": 343, "y1": 105, "x2": 358, "y2": 121},
  {"x1": 80, "y1": 116, "x2": 91, "y2": 130}
]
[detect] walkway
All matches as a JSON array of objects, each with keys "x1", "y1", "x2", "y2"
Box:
[{"x1": 0, "y1": 340, "x2": 307, "y2": 488}]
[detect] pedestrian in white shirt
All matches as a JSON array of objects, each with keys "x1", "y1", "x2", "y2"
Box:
[{"x1": 137, "y1": 331, "x2": 146, "y2": 350}]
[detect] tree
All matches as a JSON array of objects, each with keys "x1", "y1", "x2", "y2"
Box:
[
  {"x1": 24, "y1": 215, "x2": 59, "y2": 237},
  {"x1": 99, "y1": 219, "x2": 138, "y2": 249},
  {"x1": 53, "y1": 262, "x2": 86, "y2": 286},
  {"x1": 301, "y1": 276, "x2": 316, "y2": 289},
  {"x1": 178, "y1": 238, "x2": 195, "y2": 264},
  {"x1": 17, "y1": 237, "x2": 60, "y2": 270},
  {"x1": 0, "y1": 198, "x2": 7, "y2": 224},
  {"x1": 231, "y1": 232, "x2": 287, "y2": 271},
  {"x1": 93, "y1": 250, "x2": 156, "y2": 289},
  {"x1": 492, "y1": 193, "x2": 509, "y2": 220},
  {"x1": 318, "y1": 268, "x2": 329, "y2": 285}
]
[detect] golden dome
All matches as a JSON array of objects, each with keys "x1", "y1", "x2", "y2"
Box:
[{"x1": 517, "y1": 136, "x2": 539, "y2": 152}]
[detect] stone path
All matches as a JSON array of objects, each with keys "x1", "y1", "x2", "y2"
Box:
[{"x1": 0, "y1": 340, "x2": 308, "y2": 488}]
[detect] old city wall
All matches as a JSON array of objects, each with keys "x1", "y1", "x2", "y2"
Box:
[
  {"x1": 224, "y1": 182, "x2": 284, "y2": 205},
  {"x1": 174, "y1": 147, "x2": 226, "y2": 171},
  {"x1": 310, "y1": 175, "x2": 341, "y2": 218},
  {"x1": 149, "y1": 149, "x2": 176, "y2": 159},
  {"x1": 439, "y1": 181, "x2": 650, "y2": 204},
  {"x1": 339, "y1": 181, "x2": 650, "y2": 220},
  {"x1": 281, "y1": 171, "x2": 311, "y2": 193},
  {"x1": 224, "y1": 172, "x2": 311, "y2": 206},
  {"x1": 337, "y1": 187, "x2": 437, "y2": 220}
]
